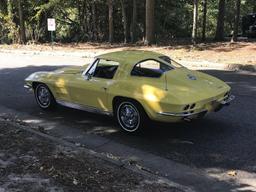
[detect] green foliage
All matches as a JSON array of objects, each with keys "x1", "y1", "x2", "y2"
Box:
[
  {"x1": 0, "y1": 0, "x2": 19, "y2": 43},
  {"x1": 156, "y1": 0, "x2": 193, "y2": 39},
  {"x1": 0, "y1": 0, "x2": 255, "y2": 44}
]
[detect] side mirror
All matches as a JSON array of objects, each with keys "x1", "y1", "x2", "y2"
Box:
[{"x1": 84, "y1": 73, "x2": 93, "y2": 80}]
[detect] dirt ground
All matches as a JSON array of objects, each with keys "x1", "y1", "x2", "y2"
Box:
[
  {"x1": 0, "y1": 116, "x2": 182, "y2": 192},
  {"x1": 0, "y1": 41, "x2": 255, "y2": 65}
]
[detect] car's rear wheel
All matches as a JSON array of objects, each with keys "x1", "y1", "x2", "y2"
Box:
[
  {"x1": 34, "y1": 84, "x2": 56, "y2": 110},
  {"x1": 115, "y1": 100, "x2": 147, "y2": 133}
]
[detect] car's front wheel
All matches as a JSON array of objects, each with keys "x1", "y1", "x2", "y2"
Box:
[
  {"x1": 115, "y1": 100, "x2": 147, "y2": 133},
  {"x1": 34, "y1": 83, "x2": 56, "y2": 110}
]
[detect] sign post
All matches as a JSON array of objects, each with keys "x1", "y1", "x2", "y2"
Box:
[{"x1": 47, "y1": 18, "x2": 56, "y2": 48}]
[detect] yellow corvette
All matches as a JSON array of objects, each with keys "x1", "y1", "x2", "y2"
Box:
[{"x1": 24, "y1": 50, "x2": 234, "y2": 133}]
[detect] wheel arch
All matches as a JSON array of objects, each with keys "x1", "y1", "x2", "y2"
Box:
[
  {"x1": 33, "y1": 82, "x2": 57, "y2": 109},
  {"x1": 112, "y1": 96, "x2": 150, "y2": 118},
  {"x1": 32, "y1": 81, "x2": 41, "y2": 90},
  {"x1": 32, "y1": 81, "x2": 57, "y2": 98}
]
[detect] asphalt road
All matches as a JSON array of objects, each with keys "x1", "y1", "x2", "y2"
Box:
[{"x1": 0, "y1": 55, "x2": 255, "y2": 176}]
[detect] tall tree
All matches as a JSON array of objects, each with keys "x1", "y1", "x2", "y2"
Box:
[
  {"x1": 130, "y1": 0, "x2": 137, "y2": 43},
  {"x1": 202, "y1": 0, "x2": 207, "y2": 41},
  {"x1": 0, "y1": 0, "x2": 7, "y2": 14},
  {"x1": 215, "y1": 0, "x2": 226, "y2": 41},
  {"x1": 108, "y1": 0, "x2": 113, "y2": 43},
  {"x1": 145, "y1": 0, "x2": 155, "y2": 45},
  {"x1": 120, "y1": 0, "x2": 128, "y2": 43},
  {"x1": 192, "y1": 0, "x2": 198, "y2": 44},
  {"x1": 232, "y1": 0, "x2": 241, "y2": 42},
  {"x1": 6, "y1": 0, "x2": 18, "y2": 43},
  {"x1": 92, "y1": 1, "x2": 97, "y2": 41},
  {"x1": 17, "y1": 0, "x2": 26, "y2": 44}
]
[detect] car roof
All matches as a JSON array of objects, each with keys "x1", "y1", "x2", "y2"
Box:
[{"x1": 95, "y1": 50, "x2": 166, "y2": 65}]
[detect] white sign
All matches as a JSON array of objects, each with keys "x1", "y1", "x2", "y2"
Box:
[{"x1": 47, "y1": 18, "x2": 56, "y2": 31}]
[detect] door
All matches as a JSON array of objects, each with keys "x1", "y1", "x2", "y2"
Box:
[{"x1": 68, "y1": 59, "x2": 119, "y2": 112}]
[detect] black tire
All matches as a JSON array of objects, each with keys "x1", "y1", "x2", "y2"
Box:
[
  {"x1": 34, "y1": 83, "x2": 56, "y2": 110},
  {"x1": 115, "y1": 99, "x2": 148, "y2": 133}
]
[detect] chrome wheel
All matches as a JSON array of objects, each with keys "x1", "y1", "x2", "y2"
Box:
[
  {"x1": 36, "y1": 85, "x2": 51, "y2": 108},
  {"x1": 117, "y1": 102, "x2": 140, "y2": 132}
]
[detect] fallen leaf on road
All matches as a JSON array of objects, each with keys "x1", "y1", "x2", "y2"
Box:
[
  {"x1": 48, "y1": 166, "x2": 54, "y2": 173},
  {"x1": 227, "y1": 170, "x2": 237, "y2": 177},
  {"x1": 38, "y1": 126, "x2": 46, "y2": 133},
  {"x1": 75, "y1": 143, "x2": 81, "y2": 147},
  {"x1": 171, "y1": 139, "x2": 194, "y2": 145},
  {"x1": 73, "y1": 178, "x2": 79, "y2": 185}
]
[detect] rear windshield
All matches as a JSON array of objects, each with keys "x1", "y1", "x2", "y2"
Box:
[{"x1": 131, "y1": 59, "x2": 172, "y2": 78}]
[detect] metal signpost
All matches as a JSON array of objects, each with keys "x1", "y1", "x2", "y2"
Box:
[{"x1": 47, "y1": 18, "x2": 56, "y2": 48}]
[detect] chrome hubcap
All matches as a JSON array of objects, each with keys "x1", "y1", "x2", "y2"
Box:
[
  {"x1": 37, "y1": 86, "x2": 50, "y2": 107},
  {"x1": 119, "y1": 103, "x2": 139, "y2": 131}
]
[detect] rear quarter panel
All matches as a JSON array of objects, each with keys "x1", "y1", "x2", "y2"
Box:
[{"x1": 107, "y1": 74, "x2": 168, "y2": 119}]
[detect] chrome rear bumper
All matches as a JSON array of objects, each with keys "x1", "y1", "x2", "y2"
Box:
[
  {"x1": 158, "y1": 109, "x2": 207, "y2": 117},
  {"x1": 157, "y1": 95, "x2": 235, "y2": 120}
]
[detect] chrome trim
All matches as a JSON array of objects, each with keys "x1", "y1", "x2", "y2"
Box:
[
  {"x1": 82, "y1": 58, "x2": 98, "y2": 78},
  {"x1": 24, "y1": 84, "x2": 31, "y2": 89},
  {"x1": 158, "y1": 109, "x2": 208, "y2": 117},
  {"x1": 118, "y1": 102, "x2": 140, "y2": 131},
  {"x1": 56, "y1": 100, "x2": 113, "y2": 116},
  {"x1": 24, "y1": 84, "x2": 32, "y2": 91},
  {"x1": 36, "y1": 85, "x2": 51, "y2": 107},
  {"x1": 220, "y1": 95, "x2": 235, "y2": 105}
]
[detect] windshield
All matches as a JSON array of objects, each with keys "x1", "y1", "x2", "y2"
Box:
[
  {"x1": 82, "y1": 58, "x2": 98, "y2": 76},
  {"x1": 158, "y1": 56, "x2": 183, "y2": 68}
]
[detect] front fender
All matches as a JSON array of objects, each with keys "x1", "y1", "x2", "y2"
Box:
[
  {"x1": 25, "y1": 71, "x2": 51, "y2": 82},
  {"x1": 25, "y1": 71, "x2": 51, "y2": 84}
]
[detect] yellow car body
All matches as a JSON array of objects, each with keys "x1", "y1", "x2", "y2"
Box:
[{"x1": 25, "y1": 50, "x2": 234, "y2": 125}]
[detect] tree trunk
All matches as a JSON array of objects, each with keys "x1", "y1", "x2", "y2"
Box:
[
  {"x1": 232, "y1": 0, "x2": 241, "y2": 42},
  {"x1": 145, "y1": 0, "x2": 155, "y2": 45},
  {"x1": 120, "y1": 0, "x2": 128, "y2": 43},
  {"x1": 92, "y1": 1, "x2": 97, "y2": 41},
  {"x1": 82, "y1": 1, "x2": 87, "y2": 40},
  {"x1": 202, "y1": 0, "x2": 207, "y2": 42},
  {"x1": 108, "y1": 0, "x2": 114, "y2": 43},
  {"x1": 130, "y1": 0, "x2": 137, "y2": 43},
  {"x1": 192, "y1": 0, "x2": 198, "y2": 44},
  {"x1": 0, "y1": 0, "x2": 7, "y2": 14},
  {"x1": 215, "y1": 0, "x2": 226, "y2": 41},
  {"x1": 17, "y1": 0, "x2": 26, "y2": 44}
]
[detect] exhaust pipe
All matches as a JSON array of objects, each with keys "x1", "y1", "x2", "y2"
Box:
[{"x1": 183, "y1": 117, "x2": 192, "y2": 122}]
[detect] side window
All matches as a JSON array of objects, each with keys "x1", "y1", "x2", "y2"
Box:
[
  {"x1": 159, "y1": 56, "x2": 183, "y2": 68},
  {"x1": 131, "y1": 60, "x2": 172, "y2": 78},
  {"x1": 90, "y1": 59, "x2": 119, "y2": 79}
]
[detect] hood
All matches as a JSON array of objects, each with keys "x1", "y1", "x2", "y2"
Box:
[
  {"x1": 54, "y1": 65, "x2": 88, "y2": 74},
  {"x1": 165, "y1": 68, "x2": 230, "y2": 102}
]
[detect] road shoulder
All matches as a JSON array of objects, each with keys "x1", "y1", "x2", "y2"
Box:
[
  {"x1": 0, "y1": 47, "x2": 255, "y2": 72},
  {"x1": 0, "y1": 105, "x2": 242, "y2": 192},
  {"x1": 0, "y1": 116, "x2": 182, "y2": 192}
]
